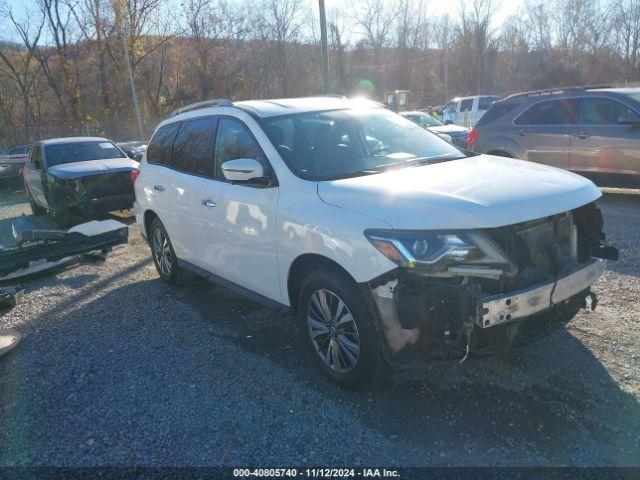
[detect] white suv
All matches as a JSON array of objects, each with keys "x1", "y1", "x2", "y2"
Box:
[{"x1": 134, "y1": 96, "x2": 616, "y2": 388}]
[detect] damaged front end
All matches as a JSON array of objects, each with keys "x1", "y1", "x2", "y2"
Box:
[
  {"x1": 365, "y1": 202, "x2": 618, "y2": 364},
  {"x1": 47, "y1": 171, "x2": 135, "y2": 215}
]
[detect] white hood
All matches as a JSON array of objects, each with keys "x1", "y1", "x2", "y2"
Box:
[
  {"x1": 48, "y1": 157, "x2": 138, "y2": 179},
  {"x1": 317, "y1": 155, "x2": 601, "y2": 230}
]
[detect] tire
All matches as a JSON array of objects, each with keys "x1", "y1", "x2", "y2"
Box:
[
  {"x1": 52, "y1": 204, "x2": 72, "y2": 228},
  {"x1": 488, "y1": 150, "x2": 513, "y2": 158},
  {"x1": 149, "y1": 217, "x2": 193, "y2": 285},
  {"x1": 297, "y1": 267, "x2": 383, "y2": 389},
  {"x1": 27, "y1": 189, "x2": 46, "y2": 216}
]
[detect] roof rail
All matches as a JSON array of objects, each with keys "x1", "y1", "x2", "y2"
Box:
[
  {"x1": 170, "y1": 98, "x2": 234, "y2": 116},
  {"x1": 504, "y1": 85, "x2": 612, "y2": 101}
]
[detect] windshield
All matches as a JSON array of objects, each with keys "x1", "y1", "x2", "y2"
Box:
[
  {"x1": 45, "y1": 141, "x2": 126, "y2": 167},
  {"x1": 620, "y1": 91, "x2": 640, "y2": 104},
  {"x1": 406, "y1": 113, "x2": 444, "y2": 127},
  {"x1": 263, "y1": 108, "x2": 463, "y2": 180}
]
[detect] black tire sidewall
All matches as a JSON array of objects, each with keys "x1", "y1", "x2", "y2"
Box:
[
  {"x1": 149, "y1": 218, "x2": 181, "y2": 284},
  {"x1": 297, "y1": 267, "x2": 382, "y2": 389}
]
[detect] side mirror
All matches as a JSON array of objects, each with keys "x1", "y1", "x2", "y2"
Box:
[
  {"x1": 445, "y1": 119, "x2": 453, "y2": 125},
  {"x1": 221, "y1": 158, "x2": 265, "y2": 183},
  {"x1": 618, "y1": 115, "x2": 640, "y2": 126}
]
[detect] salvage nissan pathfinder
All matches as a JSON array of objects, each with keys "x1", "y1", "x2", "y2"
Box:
[{"x1": 133, "y1": 96, "x2": 618, "y2": 388}]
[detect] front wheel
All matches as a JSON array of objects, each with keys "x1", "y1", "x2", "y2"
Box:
[
  {"x1": 27, "y1": 189, "x2": 46, "y2": 216},
  {"x1": 297, "y1": 267, "x2": 383, "y2": 389},
  {"x1": 52, "y1": 204, "x2": 72, "y2": 228},
  {"x1": 149, "y1": 217, "x2": 193, "y2": 285}
]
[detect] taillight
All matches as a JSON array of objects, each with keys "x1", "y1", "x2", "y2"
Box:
[
  {"x1": 130, "y1": 169, "x2": 140, "y2": 185},
  {"x1": 467, "y1": 128, "x2": 479, "y2": 150}
]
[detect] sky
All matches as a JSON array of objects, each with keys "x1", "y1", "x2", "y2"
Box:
[{"x1": 2, "y1": 0, "x2": 528, "y2": 42}]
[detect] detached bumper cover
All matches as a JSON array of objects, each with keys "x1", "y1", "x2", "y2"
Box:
[{"x1": 476, "y1": 259, "x2": 605, "y2": 328}]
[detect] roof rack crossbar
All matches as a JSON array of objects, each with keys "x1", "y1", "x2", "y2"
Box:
[
  {"x1": 505, "y1": 85, "x2": 612, "y2": 100},
  {"x1": 171, "y1": 98, "x2": 234, "y2": 116}
]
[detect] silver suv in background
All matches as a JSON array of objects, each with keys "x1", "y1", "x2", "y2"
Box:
[
  {"x1": 469, "y1": 86, "x2": 640, "y2": 187},
  {"x1": 440, "y1": 95, "x2": 500, "y2": 127},
  {"x1": 0, "y1": 144, "x2": 29, "y2": 179},
  {"x1": 400, "y1": 111, "x2": 469, "y2": 149}
]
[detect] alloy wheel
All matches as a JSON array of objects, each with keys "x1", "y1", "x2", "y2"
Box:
[
  {"x1": 152, "y1": 227, "x2": 172, "y2": 277},
  {"x1": 306, "y1": 289, "x2": 360, "y2": 373}
]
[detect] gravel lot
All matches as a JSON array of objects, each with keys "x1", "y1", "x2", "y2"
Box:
[{"x1": 0, "y1": 177, "x2": 639, "y2": 467}]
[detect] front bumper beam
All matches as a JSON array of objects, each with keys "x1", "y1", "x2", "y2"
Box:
[{"x1": 476, "y1": 259, "x2": 605, "y2": 328}]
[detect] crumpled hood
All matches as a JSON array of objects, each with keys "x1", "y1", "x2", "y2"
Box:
[
  {"x1": 317, "y1": 155, "x2": 602, "y2": 230},
  {"x1": 428, "y1": 124, "x2": 469, "y2": 134},
  {"x1": 48, "y1": 158, "x2": 138, "y2": 179}
]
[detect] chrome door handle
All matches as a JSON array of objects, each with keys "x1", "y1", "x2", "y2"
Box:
[
  {"x1": 517, "y1": 129, "x2": 526, "y2": 136},
  {"x1": 575, "y1": 132, "x2": 590, "y2": 139},
  {"x1": 153, "y1": 185, "x2": 165, "y2": 192},
  {"x1": 202, "y1": 199, "x2": 217, "y2": 208}
]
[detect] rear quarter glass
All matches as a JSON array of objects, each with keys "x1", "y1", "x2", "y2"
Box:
[{"x1": 475, "y1": 102, "x2": 520, "y2": 127}]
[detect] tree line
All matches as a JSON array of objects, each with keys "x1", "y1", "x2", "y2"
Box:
[{"x1": 0, "y1": 0, "x2": 639, "y2": 146}]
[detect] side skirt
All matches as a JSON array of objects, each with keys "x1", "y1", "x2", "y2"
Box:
[{"x1": 176, "y1": 259, "x2": 290, "y2": 314}]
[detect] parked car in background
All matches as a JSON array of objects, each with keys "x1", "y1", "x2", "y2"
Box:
[
  {"x1": 23, "y1": 137, "x2": 138, "y2": 227},
  {"x1": 117, "y1": 141, "x2": 147, "y2": 161},
  {"x1": 440, "y1": 95, "x2": 500, "y2": 127},
  {"x1": 400, "y1": 111, "x2": 469, "y2": 149},
  {"x1": 468, "y1": 86, "x2": 640, "y2": 187},
  {"x1": 134, "y1": 96, "x2": 615, "y2": 388},
  {"x1": 0, "y1": 144, "x2": 30, "y2": 179}
]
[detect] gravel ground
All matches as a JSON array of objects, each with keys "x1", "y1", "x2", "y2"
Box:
[{"x1": 0, "y1": 177, "x2": 639, "y2": 467}]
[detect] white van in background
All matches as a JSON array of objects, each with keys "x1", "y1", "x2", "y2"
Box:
[{"x1": 440, "y1": 95, "x2": 500, "y2": 128}]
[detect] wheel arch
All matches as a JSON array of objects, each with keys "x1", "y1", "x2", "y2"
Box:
[
  {"x1": 287, "y1": 253, "x2": 358, "y2": 314},
  {"x1": 486, "y1": 149, "x2": 514, "y2": 158},
  {"x1": 143, "y1": 209, "x2": 159, "y2": 240}
]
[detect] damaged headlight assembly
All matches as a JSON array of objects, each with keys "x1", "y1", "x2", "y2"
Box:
[{"x1": 364, "y1": 229, "x2": 517, "y2": 278}]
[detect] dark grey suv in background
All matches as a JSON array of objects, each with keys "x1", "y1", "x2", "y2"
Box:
[{"x1": 469, "y1": 86, "x2": 640, "y2": 186}]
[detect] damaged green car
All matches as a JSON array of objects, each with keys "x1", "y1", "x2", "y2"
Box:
[{"x1": 22, "y1": 137, "x2": 139, "y2": 227}]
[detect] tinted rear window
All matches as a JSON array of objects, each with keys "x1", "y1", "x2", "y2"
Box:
[
  {"x1": 171, "y1": 118, "x2": 215, "y2": 176},
  {"x1": 45, "y1": 141, "x2": 125, "y2": 167},
  {"x1": 479, "y1": 96, "x2": 500, "y2": 110},
  {"x1": 147, "y1": 123, "x2": 179, "y2": 166},
  {"x1": 514, "y1": 99, "x2": 578, "y2": 125},
  {"x1": 460, "y1": 99, "x2": 473, "y2": 111}
]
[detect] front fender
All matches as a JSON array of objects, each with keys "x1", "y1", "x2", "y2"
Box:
[{"x1": 276, "y1": 180, "x2": 396, "y2": 306}]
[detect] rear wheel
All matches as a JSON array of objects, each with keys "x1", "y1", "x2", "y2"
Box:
[
  {"x1": 149, "y1": 217, "x2": 193, "y2": 285},
  {"x1": 297, "y1": 267, "x2": 382, "y2": 389}
]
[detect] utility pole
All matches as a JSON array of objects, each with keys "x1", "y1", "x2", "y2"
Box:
[
  {"x1": 123, "y1": 39, "x2": 145, "y2": 140},
  {"x1": 443, "y1": 17, "x2": 449, "y2": 104},
  {"x1": 319, "y1": 0, "x2": 330, "y2": 92}
]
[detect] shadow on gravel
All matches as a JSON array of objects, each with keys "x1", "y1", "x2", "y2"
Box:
[
  {"x1": 0, "y1": 177, "x2": 24, "y2": 200},
  {"x1": 597, "y1": 193, "x2": 640, "y2": 279},
  {"x1": 2, "y1": 274, "x2": 639, "y2": 466},
  {"x1": 182, "y1": 280, "x2": 640, "y2": 466}
]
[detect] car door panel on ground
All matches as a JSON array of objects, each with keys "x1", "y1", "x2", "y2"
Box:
[
  {"x1": 570, "y1": 97, "x2": 640, "y2": 176},
  {"x1": 512, "y1": 98, "x2": 578, "y2": 169},
  {"x1": 197, "y1": 116, "x2": 280, "y2": 301}
]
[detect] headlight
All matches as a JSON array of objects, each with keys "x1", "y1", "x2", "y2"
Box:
[{"x1": 365, "y1": 229, "x2": 513, "y2": 273}]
